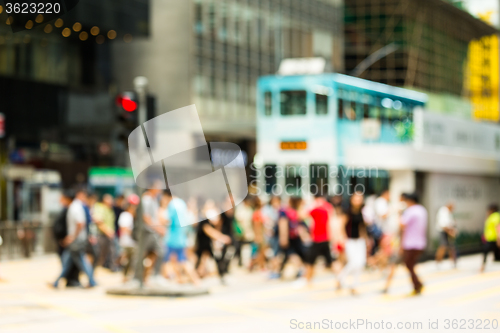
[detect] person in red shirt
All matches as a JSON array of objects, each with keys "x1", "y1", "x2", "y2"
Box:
[{"x1": 305, "y1": 194, "x2": 335, "y2": 285}]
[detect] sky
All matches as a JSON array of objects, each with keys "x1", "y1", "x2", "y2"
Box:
[{"x1": 461, "y1": 0, "x2": 499, "y2": 27}]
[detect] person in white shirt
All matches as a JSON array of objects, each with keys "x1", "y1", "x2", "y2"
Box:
[
  {"x1": 53, "y1": 189, "x2": 96, "y2": 288},
  {"x1": 435, "y1": 203, "x2": 457, "y2": 267},
  {"x1": 132, "y1": 184, "x2": 166, "y2": 285},
  {"x1": 374, "y1": 190, "x2": 390, "y2": 233},
  {"x1": 118, "y1": 194, "x2": 140, "y2": 282}
]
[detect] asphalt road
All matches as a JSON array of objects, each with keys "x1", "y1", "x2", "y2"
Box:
[{"x1": 0, "y1": 254, "x2": 499, "y2": 333}]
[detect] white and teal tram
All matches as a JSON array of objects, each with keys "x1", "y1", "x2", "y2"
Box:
[{"x1": 255, "y1": 73, "x2": 500, "y2": 252}]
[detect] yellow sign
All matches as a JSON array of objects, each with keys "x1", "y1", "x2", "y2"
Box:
[
  {"x1": 466, "y1": 33, "x2": 499, "y2": 121},
  {"x1": 280, "y1": 141, "x2": 307, "y2": 150}
]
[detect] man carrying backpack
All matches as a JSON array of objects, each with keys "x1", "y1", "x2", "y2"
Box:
[{"x1": 53, "y1": 190, "x2": 81, "y2": 287}]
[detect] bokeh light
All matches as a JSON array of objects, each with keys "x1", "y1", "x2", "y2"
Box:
[
  {"x1": 62, "y1": 28, "x2": 71, "y2": 37},
  {"x1": 54, "y1": 18, "x2": 63, "y2": 28},
  {"x1": 107, "y1": 30, "x2": 117, "y2": 39},
  {"x1": 79, "y1": 31, "x2": 88, "y2": 41}
]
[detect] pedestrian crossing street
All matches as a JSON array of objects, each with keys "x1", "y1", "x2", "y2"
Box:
[{"x1": 0, "y1": 254, "x2": 499, "y2": 333}]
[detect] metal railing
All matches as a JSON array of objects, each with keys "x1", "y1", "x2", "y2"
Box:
[{"x1": 0, "y1": 221, "x2": 56, "y2": 260}]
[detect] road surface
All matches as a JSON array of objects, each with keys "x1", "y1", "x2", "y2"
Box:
[{"x1": 0, "y1": 254, "x2": 499, "y2": 333}]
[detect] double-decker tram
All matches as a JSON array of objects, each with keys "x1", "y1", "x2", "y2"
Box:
[{"x1": 255, "y1": 72, "x2": 500, "y2": 252}]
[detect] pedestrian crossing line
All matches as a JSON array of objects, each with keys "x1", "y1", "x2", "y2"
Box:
[
  {"x1": 215, "y1": 301, "x2": 282, "y2": 322},
  {"x1": 310, "y1": 267, "x2": 463, "y2": 301},
  {"x1": 252, "y1": 266, "x2": 463, "y2": 302},
  {"x1": 443, "y1": 285, "x2": 500, "y2": 306},
  {"x1": 248, "y1": 269, "x2": 386, "y2": 301},
  {"x1": 25, "y1": 295, "x2": 138, "y2": 333},
  {"x1": 249, "y1": 269, "x2": 396, "y2": 301},
  {"x1": 249, "y1": 301, "x2": 307, "y2": 310},
  {"x1": 215, "y1": 301, "x2": 295, "y2": 330},
  {"x1": 381, "y1": 271, "x2": 500, "y2": 302},
  {"x1": 122, "y1": 316, "x2": 246, "y2": 327}
]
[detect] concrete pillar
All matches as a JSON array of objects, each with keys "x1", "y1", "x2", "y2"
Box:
[{"x1": 387, "y1": 169, "x2": 415, "y2": 233}]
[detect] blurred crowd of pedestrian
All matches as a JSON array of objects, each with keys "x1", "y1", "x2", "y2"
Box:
[{"x1": 50, "y1": 186, "x2": 500, "y2": 296}]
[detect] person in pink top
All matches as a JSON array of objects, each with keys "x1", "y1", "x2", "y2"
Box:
[{"x1": 400, "y1": 193, "x2": 428, "y2": 295}]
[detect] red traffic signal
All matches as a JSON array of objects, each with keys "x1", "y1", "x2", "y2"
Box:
[
  {"x1": 116, "y1": 93, "x2": 137, "y2": 112},
  {"x1": 121, "y1": 98, "x2": 137, "y2": 112}
]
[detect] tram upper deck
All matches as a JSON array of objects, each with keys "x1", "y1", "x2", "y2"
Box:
[{"x1": 256, "y1": 73, "x2": 428, "y2": 167}]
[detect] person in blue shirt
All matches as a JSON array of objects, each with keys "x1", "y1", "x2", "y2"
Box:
[{"x1": 162, "y1": 190, "x2": 200, "y2": 285}]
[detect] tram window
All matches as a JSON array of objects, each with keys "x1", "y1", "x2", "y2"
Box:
[
  {"x1": 264, "y1": 164, "x2": 277, "y2": 194},
  {"x1": 280, "y1": 90, "x2": 307, "y2": 116},
  {"x1": 264, "y1": 91, "x2": 272, "y2": 116},
  {"x1": 345, "y1": 101, "x2": 357, "y2": 120},
  {"x1": 285, "y1": 165, "x2": 302, "y2": 195},
  {"x1": 316, "y1": 94, "x2": 328, "y2": 115},
  {"x1": 338, "y1": 99, "x2": 344, "y2": 119},
  {"x1": 310, "y1": 164, "x2": 329, "y2": 196},
  {"x1": 381, "y1": 107, "x2": 390, "y2": 122},
  {"x1": 393, "y1": 108, "x2": 403, "y2": 121},
  {"x1": 363, "y1": 104, "x2": 370, "y2": 118},
  {"x1": 369, "y1": 106, "x2": 381, "y2": 119}
]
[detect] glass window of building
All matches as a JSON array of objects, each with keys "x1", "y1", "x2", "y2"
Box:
[
  {"x1": 195, "y1": 3, "x2": 203, "y2": 34},
  {"x1": 264, "y1": 91, "x2": 272, "y2": 116},
  {"x1": 315, "y1": 94, "x2": 328, "y2": 115},
  {"x1": 280, "y1": 90, "x2": 307, "y2": 116}
]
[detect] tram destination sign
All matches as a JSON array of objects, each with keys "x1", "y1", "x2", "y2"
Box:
[{"x1": 280, "y1": 141, "x2": 307, "y2": 150}]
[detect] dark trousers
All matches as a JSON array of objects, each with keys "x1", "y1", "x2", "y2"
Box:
[
  {"x1": 97, "y1": 235, "x2": 116, "y2": 269},
  {"x1": 279, "y1": 238, "x2": 305, "y2": 273},
  {"x1": 483, "y1": 241, "x2": 500, "y2": 263},
  {"x1": 403, "y1": 249, "x2": 423, "y2": 292},
  {"x1": 195, "y1": 245, "x2": 231, "y2": 278},
  {"x1": 57, "y1": 245, "x2": 81, "y2": 286},
  {"x1": 54, "y1": 248, "x2": 96, "y2": 287},
  {"x1": 234, "y1": 240, "x2": 251, "y2": 266}
]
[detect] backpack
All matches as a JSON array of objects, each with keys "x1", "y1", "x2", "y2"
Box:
[{"x1": 53, "y1": 208, "x2": 68, "y2": 241}]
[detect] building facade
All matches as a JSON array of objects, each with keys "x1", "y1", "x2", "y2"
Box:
[
  {"x1": 113, "y1": 0, "x2": 344, "y2": 143},
  {"x1": 344, "y1": 0, "x2": 496, "y2": 97},
  {"x1": 0, "y1": 0, "x2": 149, "y2": 188}
]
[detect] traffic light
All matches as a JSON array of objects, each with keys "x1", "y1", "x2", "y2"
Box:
[
  {"x1": 116, "y1": 92, "x2": 138, "y2": 113},
  {"x1": 116, "y1": 92, "x2": 138, "y2": 130},
  {"x1": 116, "y1": 92, "x2": 157, "y2": 147}
]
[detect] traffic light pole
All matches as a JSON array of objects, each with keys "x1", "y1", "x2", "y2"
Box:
[
  {"x1": 133, "y1": 76, "x2": 148, "y2": 288},
  {"x1": 134, "y1": 77, "x2": 149, "y2": 126}
]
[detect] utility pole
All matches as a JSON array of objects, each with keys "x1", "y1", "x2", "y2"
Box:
[
  {"x1": 132, "y1": 76, "x2": 148, "y2": 288},
  {"x1": 134, "y1": 76, "x2": 149, "y2": 127}
]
